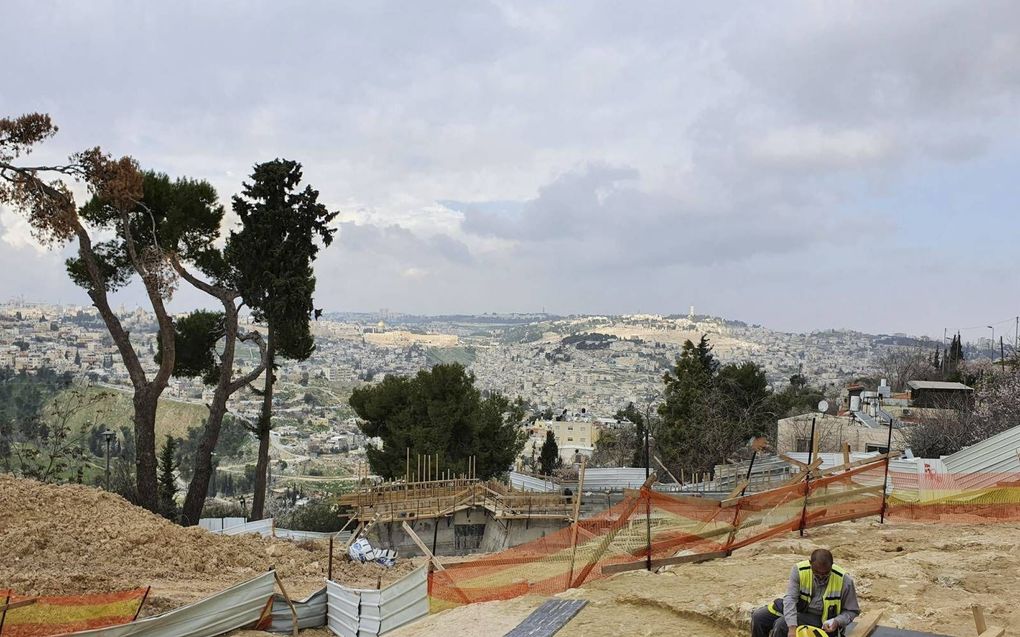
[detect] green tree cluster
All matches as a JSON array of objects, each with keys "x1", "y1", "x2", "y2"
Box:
[
  {"x1": 349, "y1": 364, "x2": 525, "y2": 480},
  {"x1": 657, "y1": 336, "x2": 784, "y2": 473}
]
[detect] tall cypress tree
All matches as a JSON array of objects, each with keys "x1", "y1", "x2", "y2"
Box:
[
  {"x1": 226, "y1": 159, "x2": 337, "y2": 519},
  {"x1": 539, "y1": 430, "x2": 560, "y2": 476},
  {"x1": 157, "y1": 435, "x2": 178, "y2": 522}
]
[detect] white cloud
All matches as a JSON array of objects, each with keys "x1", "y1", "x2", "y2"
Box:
[
  {"x1": 3, "y1": 1, "x2": 1020, "y2": 334},
  {"x1": 750, "y1": 127, "x2": 898, "y2": 169}
]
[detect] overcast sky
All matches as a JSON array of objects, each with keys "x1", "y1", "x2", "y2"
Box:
[{"x1": 3, "y1": 1, "x2": 1020, "y2": 338}]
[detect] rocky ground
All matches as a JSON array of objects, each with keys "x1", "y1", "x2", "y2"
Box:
[{"x1": 391, "y1": 518, "x2": 1020, "y2": 637}]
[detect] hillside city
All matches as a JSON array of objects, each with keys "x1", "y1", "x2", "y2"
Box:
[{"x1": 2, "y1": 299, "x2": 947, "y2": 469}]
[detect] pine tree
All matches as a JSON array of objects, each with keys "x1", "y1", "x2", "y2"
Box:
[
  {"x1": 157, "y1": 435, "x2": 179, "y2": 522},
  {"x1": 539, "y1": 430, "x2": 560, "y2": 475}
]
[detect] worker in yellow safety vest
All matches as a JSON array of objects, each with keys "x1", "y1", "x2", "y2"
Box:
[{"x1": 750, "y1": 549, "x2": 860, "y2": 637}]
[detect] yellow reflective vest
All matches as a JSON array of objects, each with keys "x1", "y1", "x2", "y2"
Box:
[{"x1": 797, "y1": 560, "x2": 845, "y2": 623}]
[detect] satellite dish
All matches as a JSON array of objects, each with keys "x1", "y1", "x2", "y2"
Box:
[{"x1": 817, "y1": 400, "x2": 829, "y2": 413}]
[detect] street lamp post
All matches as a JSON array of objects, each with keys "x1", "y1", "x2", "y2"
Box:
[{"x1": 101, "y1": 430, "x2": 116, "y2": 491}]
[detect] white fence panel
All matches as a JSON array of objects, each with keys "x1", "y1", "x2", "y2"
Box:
[
  {"x1": 509, "y1": 471, "x2": 558, "y2": 492},
  {"x1": 220, "y1": 518, "x2": 274, "y2": 537},
  {"x1": 326, "y1": 566, "x2": 428, "y2": 637},
  {"x1": 326, "y1": 580, "x2": 361, "y2": 637},
  {"x1": 274, "y1": 528, "x2": 336, "y2": 540},
  {"x1": 358, "y1": 566, "x2": 428, "y2": 636}
]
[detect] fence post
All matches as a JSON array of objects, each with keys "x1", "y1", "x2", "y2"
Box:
[
  {"x1": 799, "y1": 416, "x2": 817, "y2": 537},
  {"x1": 880, "y1": 415, "x2": 895, "y2": 523}
]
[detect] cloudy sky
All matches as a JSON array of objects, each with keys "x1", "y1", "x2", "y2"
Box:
[{"x1": 3, "y1": 1, "x2": 1020, "y2": 338}]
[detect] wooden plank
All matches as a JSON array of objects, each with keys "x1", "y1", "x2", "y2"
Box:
[
  {"x1": 601, "y1": 550, "x2": 728, "y2": 575},
  {"x1": 818, "y1": 454, "x2": 892, "y2": 477},
  {"x1": 726, "y1": 479, "x2": 750, "y2": 500},
  {"x1": 973, "y1": 605, "x2": 987, "y2": 633},
  {"x1": 842, "y1": 442, "x2": 851, "y2": 470},
  {"x1": 571, "y1": 471, "x2": 656, "y2": 587},
  {"x1": 402, "y1": 521, "x2": 445, "y2": 571},
  {"x1": 780, "y1": 454, "x2": 810, "y2": 470},
  {"x1": 0, "y1": 599, "x2": 37, "y2": 613},
  {"x1": 567, "y1": 457, "x2": 587, "y2": 584},
  {"x1": 845, "y1": 609, "x2": 883, "y2": 636},
  {"x1": 977, "y1": 629, "x2": 1005, "y2": 637},
  {"x1": 654, "y1": 455, "x2": 681, "y2": 484},
  {"x1": 341, "y1": 521, "x2": 365, "y2": 553},
  {"x1": 273, "y1": 571, "x2": 300, "y2": 637}
]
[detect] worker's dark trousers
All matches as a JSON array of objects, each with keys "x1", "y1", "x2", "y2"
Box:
[{"x1": 750, "y1": 598, "x2": 824, "y2": 637}]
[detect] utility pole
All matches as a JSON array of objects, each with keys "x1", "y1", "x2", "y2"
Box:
[{"x1": 988, "y1": 326, "x2": 995, "y2": 361}]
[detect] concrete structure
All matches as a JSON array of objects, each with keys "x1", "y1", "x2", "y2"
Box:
[
  {"x1": 371, "y1": 506, "x2": 569, "y2": 557},
  {"x1": 525, "y1": 418, "x2": 604, "y2": 464},
  {"x1": 777, "y1": 413, "x2": 905, "y2": 454}
]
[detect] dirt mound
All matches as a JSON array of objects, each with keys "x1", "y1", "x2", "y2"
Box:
[{"x1": 0, "y1": 475, "x2": 419, "y2": 615}]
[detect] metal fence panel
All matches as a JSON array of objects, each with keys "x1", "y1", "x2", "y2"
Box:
[
  {"x1": 60, "y1": 572, "x2": 275, "y2": 637},
  {"x1": 220, "y1": 519, "x2": 274, "y2": 537},
  {"x1": 269, "y1": 587, "x2": 327, "y2": 632},
  {"x1": 942, "y1": 424, "x2": 1020, "y2": 489},
  {"x1": 326, "y1": 580, "x2": 361, "y2": 637},
  {"x1": 571, "y1": 468, "x2": 648, "y2": 491},
  {"x1": 274, "y1": 528, "x2": 336, "y2": 541},
  {"x1": 509, "y1": 472, "x2": 559, "y2": 492},
  {"x1": 358, "y1": 566, "x2": 428, "y2": 636},
  {"x1": 326, "y1": 567, "x2": 428, "y2": 637}
]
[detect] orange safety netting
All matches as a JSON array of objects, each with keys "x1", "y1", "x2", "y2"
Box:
[
  {"x1": 885, "y1": 468, "x2": 1020, "y2": 521},
  {"x1": 0, "y1": 587, "x2": 148, "y2": 637},
  {"x1": 429, "y1": 458, "x2": 1020, "y2": 610}
]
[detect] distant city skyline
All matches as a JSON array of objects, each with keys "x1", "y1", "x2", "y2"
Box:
[{"x1": 3, "y1": 2, "x2": 1020, "y2": 338}]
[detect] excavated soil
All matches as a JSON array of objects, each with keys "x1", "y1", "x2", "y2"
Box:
[
  {"x1": 6, "y1": 475, "x2": 1020, "y2": 637},
  {"x1": 392, "y1": 518, "x2": 1020, "y2": 637},
  {"x1": 0, "y1": 475, "x2": 420, "y2": 618}
]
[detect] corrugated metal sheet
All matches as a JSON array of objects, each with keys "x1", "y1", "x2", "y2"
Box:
[
  {"x1": 274, "y1": 528, "x2": 351, "y2": 542},
  {"x1": 219, "y1": 518, "x2": 275, "y2": 537},
  {"x1": 509, "y1": 471, "x2": 559, "y2": 492},
  {"x1": 885, "y1": 458, "x2": 920, "y2": 500},
  {"x1": 358, "y1": 566, "x2": 428, "y2": 636},
  {"x1": 325, "y1": 567, "x2": 428, "y2": 637},
  {"x1": 198, "y1": 517, "x2": 246, "y2": 532},
  {"x1": 785, "y1": 452, "x2": 880, "y2": 471},
  {"x1": 269, "y1": 587, "x2": 327, "y2": 632},
  {"x1": 326, "y1": 580, "x2": 360, "y2": 637},
  {"x1": 941, "y1": 423, "x2": 1020, "y2": 489},
  {"x1": 63, "y1": 571, "x2": 275, "y2": 637},
  {"x1": 568, "y1": 468, "x2": 648, "y2": 491}
]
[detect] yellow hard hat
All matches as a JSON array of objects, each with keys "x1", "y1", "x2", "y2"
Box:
[{"x1": 796, "y1": 626, "x2": 828, "y2": 637}]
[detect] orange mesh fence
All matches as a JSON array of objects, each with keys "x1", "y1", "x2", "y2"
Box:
[
  {"x1": 0, "y1": 587, "x2": 148, "y2": 637},
  {"x1": 431, "y1": 458, "x2": 1020, "y2": 610},
  {"x1": 886, "y1": 468, "x2": 1020, "y2": 521}
]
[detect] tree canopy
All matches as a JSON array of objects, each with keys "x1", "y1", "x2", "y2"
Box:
[
  {"x1": 657, "y1": 336, "x2": 780, "y2": 473},
  {"x1": 349, "y1": 363, "x2": 525, "y2": 480}
]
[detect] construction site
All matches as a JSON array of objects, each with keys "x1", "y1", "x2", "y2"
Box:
[{"x1": 2, "y1": 420, "x2": 1020, "y2": 637}]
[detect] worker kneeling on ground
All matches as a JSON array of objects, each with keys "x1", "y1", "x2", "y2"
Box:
[{"x1": 750, "y1": 549, "x2": 860, "y2": 637}]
